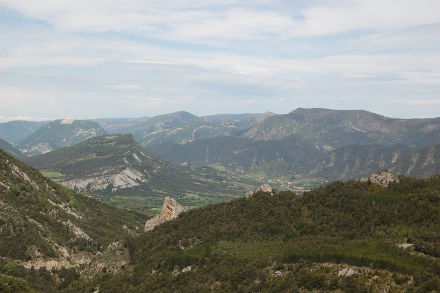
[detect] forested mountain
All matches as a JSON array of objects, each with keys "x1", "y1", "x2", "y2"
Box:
[
  {"x1": 26, "y1": 135, "x2": 254, "y2": 212},
  {"x1": 0, "y1": 149, "x2": 146, "y2": 291},
  {"x1": 18, "y1": 120, "x2": 106, "y2": 156}
]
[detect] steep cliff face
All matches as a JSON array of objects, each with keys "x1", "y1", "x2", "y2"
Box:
[{"x1": 144, "y1": 197, "x2": 186, "y2": 231}]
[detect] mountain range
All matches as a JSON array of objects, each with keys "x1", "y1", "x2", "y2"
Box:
[{"x1": 1, "y1": 107, "x2": 440, "y2": 193}]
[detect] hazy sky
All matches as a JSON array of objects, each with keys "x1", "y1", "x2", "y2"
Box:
[{"x1": 1, "y1": 0, "x2": 440, "y2": 121}]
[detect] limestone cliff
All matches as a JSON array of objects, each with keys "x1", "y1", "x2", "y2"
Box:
[{"x1": 144, "y1": 197, "x2": 186, "y2": 231}]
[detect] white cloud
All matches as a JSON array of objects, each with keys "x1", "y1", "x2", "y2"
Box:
[
  {"x1": 1, "y1": 0, "x2": 440, "y2": 40},
  {"x1": 405, "y1": 99, "x2": 440, "y2": 105},
  {"x1": 0, "y1": 0, "x2": 439, "y2": 118}
]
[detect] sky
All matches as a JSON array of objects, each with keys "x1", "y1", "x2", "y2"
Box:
[{"x1": 0, "y1": 0, "x2": 440, "y2": 121}]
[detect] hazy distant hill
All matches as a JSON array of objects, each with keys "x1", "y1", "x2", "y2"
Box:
[
  {"x1": 0, "y1": 120, "x2": 47, "y2": 145},
  {"x1": 99, "y1": 111, "x2": 273, "y2": 147},
  {"x1": 243, "y1": 108, "x2": 440, "y2": 149},
  {"x1": 27, "y1": 134, "x2": 254, "y2": 211},
  {"x1": 18, "y1": 119, "x2": 106, "y2": 156},
  {"x1": 0, "y1": 138, "x2": 25, "y2": 161}
]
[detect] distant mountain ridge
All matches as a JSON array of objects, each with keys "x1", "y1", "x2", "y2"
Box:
[
  {"x1": 243, "y1": 108, "x2": 440, "y2": 148},
  {"x1": 99, "y1": 111, "x2": 274, "y2": 147},
  {"x1": 0, "y1": 120, "x2": 48, "y2": 145},
  {"x1": 18, "y1": 119, "x2": 106, "y2": 156}
]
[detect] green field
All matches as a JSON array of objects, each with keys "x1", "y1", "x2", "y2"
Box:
[{"x1": 41, "y1": 170, "x2": 65, "y2": 183}]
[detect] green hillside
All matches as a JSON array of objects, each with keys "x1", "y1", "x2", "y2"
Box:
[
  {"x1": 0, "y1": 149, "x2": 146, "y2": 292},
  {"x1": 26, "y1": 135, "x2": 255, "y2": 213},
  {"x1": 18, "y1": 120, "x2": 106, "y2": 156},
  {"x1": 84, "y1": 176, "x2": 440, "y2": 292}
]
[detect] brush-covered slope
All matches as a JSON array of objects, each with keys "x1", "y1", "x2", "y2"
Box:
[
  {"x1": 18, "y1": 119, "x2": 106, "y2": 156},
  {"x1": 0, "y1": 149, "x2": 145, "y2": 291},
  {"x1": 308, "y1": 144, "x2": 440, "y2": 180},
  {"x1": 89, "y1": 176, "x2": 440, "y2": 292},
  {"x1": 243, "y1": 108, "x2": 440, "y2": 149},
  {"x1": 0, "y1": 120, "x2": 47, "y2": 145},
  {"x1": 27, "y1": 135, "x2": 253, "y2": 210},
  {"x1": 0, "y1": 138, "x2": 25, "y2": 161}
]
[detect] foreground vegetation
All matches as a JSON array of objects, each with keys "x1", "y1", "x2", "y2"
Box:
[{"x1": 71, "y1": 176, "x2": 440, "y2": 292}]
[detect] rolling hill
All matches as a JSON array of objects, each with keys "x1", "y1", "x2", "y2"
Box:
[
  {"x1": 26, "y1": 134, "x2": 255, "y2": 212},
  {"x1": 18, "y1": 119, "x2": 106, "y2": 156}
]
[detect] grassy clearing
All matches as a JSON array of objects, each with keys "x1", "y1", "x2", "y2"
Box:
[{"x1": 41, "y1": 170, "x2": 65, "y2": 183}]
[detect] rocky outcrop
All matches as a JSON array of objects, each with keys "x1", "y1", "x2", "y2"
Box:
[
  {"x1": 246, "y1": 184, "x2": 273, "y2": 198},
  {"x1": 359, "y1": 169, "x2": 399, "y2": 187},
  {"x1": 144, "y1": 197, "x2": 186, "y2": 231}
]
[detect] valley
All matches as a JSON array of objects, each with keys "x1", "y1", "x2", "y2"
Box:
[{"x1": 1, "y1": 108, "x2": 440, "y2": 213}]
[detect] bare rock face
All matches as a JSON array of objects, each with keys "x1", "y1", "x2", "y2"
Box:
[
  {"x1": 144, "y1": 197, "x2": 186, "y2": 232},
  {"x1": 246, "y1": 184, "x2": 273, "y2": 198},
  {"x1": 257, "y1": 184, "x2": 273, "y2": 194},
  {"x1": 359, "y1": 169, "x2": 400, "y2": 187}
]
